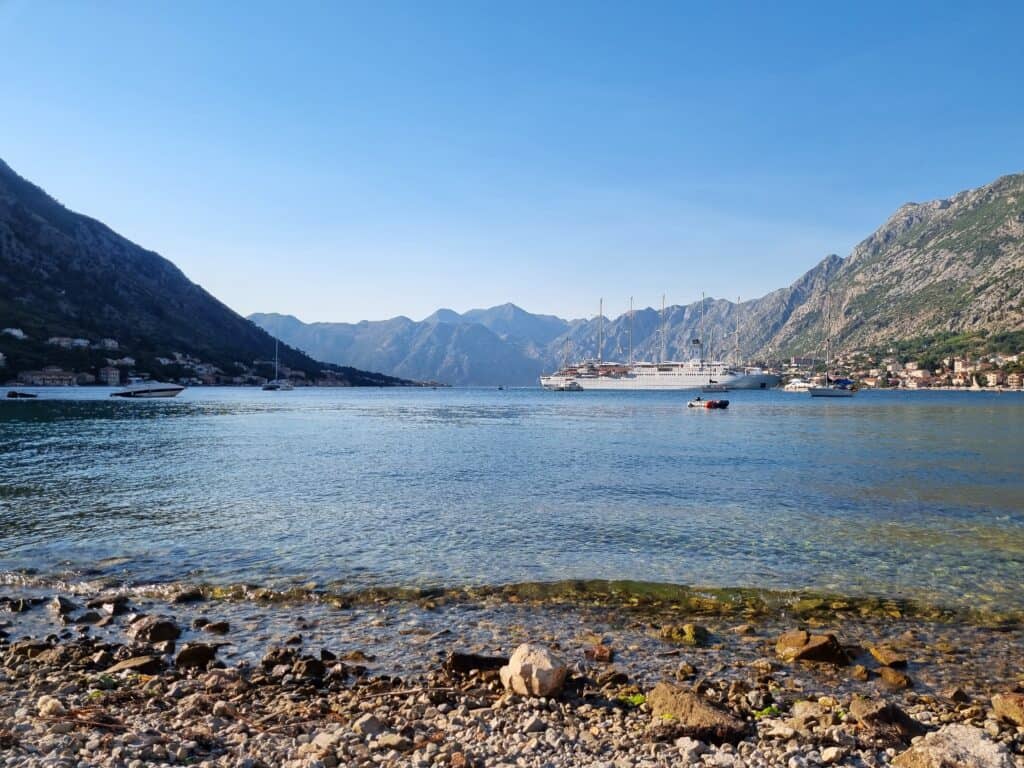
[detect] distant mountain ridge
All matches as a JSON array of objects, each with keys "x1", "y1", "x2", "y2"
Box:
[
  {"x1": 252, "y1": 171, "x2": 1024, "y2": 385},
  {"x1": 0, "y1": 158, "x2": 407, "y2": 386}
]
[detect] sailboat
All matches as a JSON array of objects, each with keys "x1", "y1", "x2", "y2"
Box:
[
  {"x1": 809, "y1": 292, "x2": 854, "y2": 398},
  {"x1": 262, "y1": 338, "x2": 294, "y2": 391}
]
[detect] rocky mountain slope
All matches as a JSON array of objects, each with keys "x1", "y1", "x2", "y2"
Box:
[
  {"x1": 0, "y1": 159, "x2": 405, "y2": 385},
  {"x1": 252, "y1": 171, "x2": 1024, "y2": 385},
  {"x1": 251, "y1": 310, "x2": 550, "y2": 386}
]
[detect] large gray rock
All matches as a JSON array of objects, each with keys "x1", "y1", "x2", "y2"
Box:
[
  {"x1": 647, "y1": 682, "x2": 747, "y2": 745},
  {"x1": 892, "y1": 724, "x2": 1014, "y2": 768},
  {"x1": 499, "y1": 643, "x2": 567, "y2": 697}
]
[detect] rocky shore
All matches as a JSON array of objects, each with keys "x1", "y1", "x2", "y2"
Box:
[{"x1": 1, "y1": 586, "x2": 1022, "y2": 767}]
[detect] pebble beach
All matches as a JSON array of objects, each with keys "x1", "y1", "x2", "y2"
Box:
[{"x1": 2, "y1": 583, "x2": 1022, "y2": 768}]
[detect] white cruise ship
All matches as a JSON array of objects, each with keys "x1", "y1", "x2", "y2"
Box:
[
  {"x1": 540, "y1": 295, "x2": 780, "y2": 391},
  {"x1": 540, "y1": 360, "x2": 779, "y2": 391}
]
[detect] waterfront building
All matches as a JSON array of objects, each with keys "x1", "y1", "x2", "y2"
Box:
[
  {"x1": 98, "y1": 366, "x2": 121, "y2": 386},
  {"x1": 17, "y1": 367, "x2": 77, "y2": 386}
]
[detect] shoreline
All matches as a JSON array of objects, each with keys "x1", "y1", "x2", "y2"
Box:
[
  {"x1": 2, "y1": 584, "x2": 1023, "y2": 767},
  {"x1": 5, "y1": 574, "x2": 1023, "y2": 629}
]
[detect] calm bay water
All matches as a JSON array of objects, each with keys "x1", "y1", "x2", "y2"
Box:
[{"x1": 1, "y1": 387, "x2": 1022, "y2": 612}]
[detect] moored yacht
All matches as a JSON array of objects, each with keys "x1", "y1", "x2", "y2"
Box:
[
  {"x1": 783, "y1": 378, "x2": 813, "y2": 392},
  {"x1": 111, "y1": 378, "x2": 185, "y2": 398},
  {"x1": 540, "y1": 296, "x2": 780, "y2": 391},
  {"x1": 541, "y1": 359, "x2": 773, "y2": 390},
  {"x1": 808, "y1": 291, "x2": 855, "y2": 398},
  {"x1": 262, "y1": 338, "x2": 294, "y2": 391}
]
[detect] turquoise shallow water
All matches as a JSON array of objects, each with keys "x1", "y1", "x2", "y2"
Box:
[{"x1": 1, "y1": 387, "x2": 1022, "y2": 612}]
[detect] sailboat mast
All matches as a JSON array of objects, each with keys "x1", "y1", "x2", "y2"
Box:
[
  {"x1": 597, "y1": 297, "x2": 603, "y2": 365},
  {"x1": 274, "y1": 338, "x2": 279, "y2": 380},
  {"x1": 700, "y1": 292, "x2": 706, "y2": 365},
  {"x1": 734, "y1": 296, "x2": 740, "y2": 366},
  {"x1": 660, "y1": 294, "x2": 666, "y2": 363},
  {"x1": 628, "y1": 296, "x2": 633, "y2": 366},
  {"x1": 824, "y1": 292, "x2": 831, "y2": 382}
]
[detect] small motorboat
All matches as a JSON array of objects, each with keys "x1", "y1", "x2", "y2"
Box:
[
  {"x1": 111, "y1": 379, "x2": 185, "y2": 398},
  {"x1": 6, "y1": 390, "x2": 38, "y2": 399},
  {"x1": 688, "y1": 397, "x2": 729, "y2": 409}
]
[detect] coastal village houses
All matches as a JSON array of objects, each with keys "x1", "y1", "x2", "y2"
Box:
[
  {"x1": 98, "y1": 366, "x2": 122, "y2": 386},
  {"x1": 17, "y1": 366, "x2": 77, "y2": 386}
]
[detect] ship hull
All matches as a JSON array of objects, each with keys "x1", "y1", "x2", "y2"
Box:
[
  {"x1": 728, "y1": 372, "x2": 781, "y2": 390},
  {"x1": 541, "y1": 371, "x2": 779, "y2": 391}
]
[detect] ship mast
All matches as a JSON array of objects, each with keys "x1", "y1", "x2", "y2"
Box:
[
  {"x1": 660, "y1": 294, "x2": 666, "y2": 363},
  {"x1": 700, "y1": 292, "x2": 706, "y2": 365},
  {"x1": 628, "y1": 296, "x2": 633, "y2": 366},
  {"x1": 734, "y1": 295, "x2": 740, "y2": 367},
  {"x1": 824, "y1": 291, "x2": 831, "y2": 383}
]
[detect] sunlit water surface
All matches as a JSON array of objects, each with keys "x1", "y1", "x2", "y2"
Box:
[{"x1": 1, "y1": 387, "x2": 1022, "y2": 612}]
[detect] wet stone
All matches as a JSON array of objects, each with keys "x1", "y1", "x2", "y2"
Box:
[
  {"x1": 127, "y1": 615, "x2": 181, "y2": 644},
  {"x1": 105, "y1": 655, "x2": 165, "y2": 675},
  {"x1": 879, "y1": 666, "x2": 913, "y2": 690},
  {"x1": 869, "y1": 644, "x2": 909, "y2": 668},
  {"x1": 991, "y1": 692, "x2": 1024, "y2": 726},
  {"x1": 175, "y1": 643, "x2": 218, "y2": 670},
  {"x1": 775, "y1": 629, "x2": 848, "y2": 666}
]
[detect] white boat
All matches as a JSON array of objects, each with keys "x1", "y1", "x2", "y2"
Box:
[
  {"x1": 808, "y1": 291, "x2": 855, "y2": 398},
  {"x1": 111, "y1": 378, "x2": 185, "y2": 398},
  {"x1": 808, "y1": 385, "x2": 854, "y2": 398},
  {"x1": 541, "y1": 358, "x2": 782, "y2": 391},
  {"x1": 540, "y1": 296, "x2": 780, "y2": 391},
  {"x1": 783, "y1": 378, "x2": 814, "y2": 392},
  {"x1": 262, "y1": 339, "x2": 294, "y2": 391}
]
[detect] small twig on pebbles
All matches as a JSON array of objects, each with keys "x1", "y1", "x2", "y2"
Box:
[
  {"x1": 38, "y1": 715, "x2": 128, "y2": 731},
  {"x1": 361, "y1": 686, "x2": 458, "y2": 700}
]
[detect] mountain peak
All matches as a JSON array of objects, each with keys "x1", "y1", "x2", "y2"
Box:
[{"x1": 423, "y1": 308, "x2": 463, "y2": 324}]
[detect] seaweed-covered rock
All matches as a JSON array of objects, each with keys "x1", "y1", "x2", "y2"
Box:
[{"x1": 660, "y1": 623, "x2": 710, "y2": 646}]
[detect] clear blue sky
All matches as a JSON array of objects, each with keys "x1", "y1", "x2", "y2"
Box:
[{"x1": 3, "y1": 1, "x2": 1023, "y2": 322}]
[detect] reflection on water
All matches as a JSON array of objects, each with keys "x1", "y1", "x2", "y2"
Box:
[{"x1": 1, "y1": 387, "x2": 1022, "y2": 611}]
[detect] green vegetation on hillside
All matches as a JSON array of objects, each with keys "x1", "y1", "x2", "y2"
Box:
[{"x1": 871, "y1": 329, "x2": 1024, "y2": 368}]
